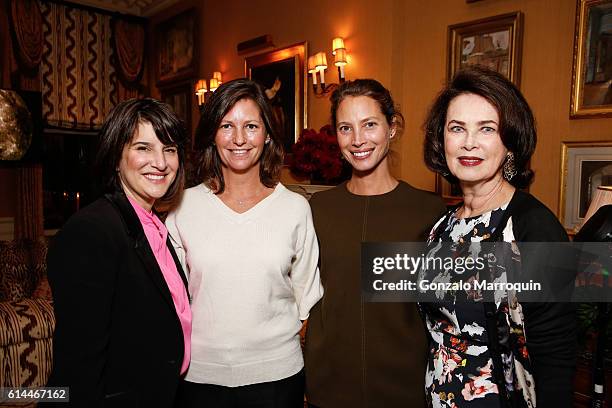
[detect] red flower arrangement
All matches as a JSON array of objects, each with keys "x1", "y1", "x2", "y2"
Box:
[{"x1": 289, "y1": 125, "x2": 351, "y2": 184}]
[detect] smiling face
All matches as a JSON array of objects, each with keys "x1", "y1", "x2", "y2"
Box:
[
  {"x1": 118, "y1": 121, "x2": 178, "y2": 210},
  {"x1": 444, "y1": 93, "x2": 508, "y2": 187},
  {"x1": 215, "y1": 98, "x2": 267, "y2": 177},
  {"x1": 335, "y1": 95, "x2": 394, "y2": 174}
]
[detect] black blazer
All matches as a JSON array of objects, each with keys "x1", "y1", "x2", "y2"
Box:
[{"x1": 45, "y1": 191, "x2": 189, "y2": 408}]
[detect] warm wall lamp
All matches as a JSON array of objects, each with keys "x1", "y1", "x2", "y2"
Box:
[
  {"x1": 332, "y1": 37, "x2": 347, "y2": 81},
  {"x1": 309, "y1": 37, "x2": 348, "y2": 96},
  {"x1": 195, "y1": 72, "x2": 223, "y2": 107},
  {"x1": 209, "y1": 78, "x2": 220, "y2": 92},
  {"x1": 209, "y1": 71, "x2": 222, "y2": 92},
  {"x1": 195, "y1": 79, "x2": 208, "y2": 106}
]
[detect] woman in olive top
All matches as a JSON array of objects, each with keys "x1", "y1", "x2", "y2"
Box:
[{"x1": 304, "y1": 79, "x2": 446, "y2": 407}]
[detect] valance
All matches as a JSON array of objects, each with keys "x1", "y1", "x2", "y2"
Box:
[
  {"x1": 113, "y1": 19, "x2": 145, "y2": 84},
  {"x1": 10, "y1": 0, "x2": 43, "y2": 70}
]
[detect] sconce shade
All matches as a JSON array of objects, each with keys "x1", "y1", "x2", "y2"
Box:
[
  {"x1": 307, "y1": 55, "x2": 317, "y2": 73},
  {"x1": 209, "y1": 78, "x2": 220, "y2": 92},
  {"x1": 195, "y1": 79, "x2": 208, "y2": 105},
  {"x1": 213, "y1": 71, "x2": 222, "y2": 83},
  {"x1": 315, "y1": 52, "x2": 328, "y2": 70},
  {"x1": 332, "y1": 37, "x2": 345, "y2": 55},
  {"x1": 195, "y1": 79, "x2": 208, "y2": 94},
  {"x1": 334, "y1": 48, "x2": 347, "y2": 66}
]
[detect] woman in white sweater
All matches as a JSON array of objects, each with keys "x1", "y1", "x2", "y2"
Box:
[{"x1": 166, "y1": 78, "x2": 323, "y2": 407}]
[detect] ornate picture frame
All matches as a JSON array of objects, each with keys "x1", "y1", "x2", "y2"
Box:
[
  {"x1": 155, "y1": 9, "x2": 198, "y2": 86},
  {"x1": 448, "y1": 11, "x2": 523, "y2": 85},
  {"x1": 245, "y1": 42, "x2": 307, "y2": 155},
  {"x1": 570, "y1": 0, "x2": 612, "y2": 118},
  {"x1": 559, "y1": 141, "x2": 612, "y2": 231}
]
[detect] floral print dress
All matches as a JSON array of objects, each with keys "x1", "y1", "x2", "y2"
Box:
[{"x1": 419, "y1": 204, "x2": 536, "y2": 408}]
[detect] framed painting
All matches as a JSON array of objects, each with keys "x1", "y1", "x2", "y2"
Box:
[
  {"x1": 245, "y1": 42, "x2": 307, "y2": 155},
  {"x1": 438, "y1": 12, "x2": 523, "y2": 204},
  {"x1": 570, "y1": 0, "x2": 612, "y2": 118},
  {"x1": 155, "y1": 9, "x2": 198, "y2": 86},
  {"x1": 448, "y1": 11, "x2": 523, "y2": 84},
  {"x1": 559, "y1": 141, "x2": 612, "y2": 231}
]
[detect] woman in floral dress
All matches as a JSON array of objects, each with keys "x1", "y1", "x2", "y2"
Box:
[{"x1": 420, "y1": 66, "x2": 576, "y2": 407}]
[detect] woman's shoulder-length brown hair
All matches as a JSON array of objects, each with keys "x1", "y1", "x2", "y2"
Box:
[
  {"x1": 94, "y1": 97, "x2": 187, "y2": 210},
  {"x1": 423, "y1": 65, "x2": 536, "y2": 189},
  {"x1": 195, "y1": 78, "x2": 284, "y2": 194}
]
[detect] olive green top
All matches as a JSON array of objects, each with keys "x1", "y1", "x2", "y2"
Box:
[{"x1": 304, "y1": 181, "x2": 447, "y2": 408}]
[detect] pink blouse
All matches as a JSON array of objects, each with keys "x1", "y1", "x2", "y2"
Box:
[{"x1": 128, "y1": 196, "x2": 192, "y2": 374}]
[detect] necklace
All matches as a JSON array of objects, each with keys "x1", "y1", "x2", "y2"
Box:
[{"x1": 225, "y1": 186, "x2": 269, "y2": 207}]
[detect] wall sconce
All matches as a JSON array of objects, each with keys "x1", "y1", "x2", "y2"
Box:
[
  {"x1": 309, "y1": 36, "x2": 348, "y2": 96},
  {"x1": 307, "y1": 56, "x2": 318, "y2": 90},
  {"x1": 314, "y1": 51, "x2": 328, "y2": 89},
  {"x1": 332, "y1": 37, "x2": 347, "y2": 81},
  {"x1": 209, "y1": 78, "x2": 220, "y2": 92},
  {"x1": 195, "y1": 72, "x2": 223, "y2": 107},
  {"x1": 210, "y1": 71, "x2": 223, "y2": 92},
  {"x1": 195, "y1": 79, "x2": 208, "y2": 106}
]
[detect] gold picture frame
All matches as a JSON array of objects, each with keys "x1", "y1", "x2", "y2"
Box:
[
  {"x1": 245, "y1": 42, "x2": 307, "y2": 155},
  {"x1": 448, "y1": 11, "x2": 523, "y2": 85},
  {"x1": 559, "y1": 141, "x2": 612, "y2": 231},
  {"x1": 570, "y1": 0, "x2": 612, "y2": 118},
  {"x1": 155, "y1": 8, "x2": 198, "y2": 86}
]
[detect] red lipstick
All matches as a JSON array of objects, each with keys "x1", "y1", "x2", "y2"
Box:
[{"x1": 458, "y1": 156, "x2": 483, "y2": 166}]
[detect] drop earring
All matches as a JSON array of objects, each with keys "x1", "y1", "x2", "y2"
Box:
[{"x1": 503, "y1": 152, "x2": 517, "y2": 181}]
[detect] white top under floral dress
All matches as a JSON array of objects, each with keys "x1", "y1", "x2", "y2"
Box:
[{"x1": 418, "y1": 203, "x2": 535, "y2": 408}]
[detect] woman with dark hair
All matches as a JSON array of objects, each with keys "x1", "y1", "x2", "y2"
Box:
[
  {"x1": 303, "y1": 79, "x2": 446, "y2": 407},
  {"x1": 421, "y1": 65, "x2": 575, "y2": 407},
  {"x1": 166, "y1": 78, "x2": 322, "y2": 407},
  {"x1": 46, "y1": 98, "x2": 191, "y2": 407}
]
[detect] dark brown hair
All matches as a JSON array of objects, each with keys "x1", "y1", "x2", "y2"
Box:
[
  {"x1": 94, "y1": 97, "x2": 187, "y2": 209},
  {"x1": 195, "y1": 78, "x2": 283, "y2": 193},
  {"x1": 423, "y1": 65, "x2": 536, "y2": 188},
  {"x1": 330, "y1": 78, "x2": 404, "y2": 135}
]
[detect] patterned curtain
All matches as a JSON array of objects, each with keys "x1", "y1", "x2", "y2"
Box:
[{"x1": 39, "y1": 1, "x2": 116, "y2": 129}]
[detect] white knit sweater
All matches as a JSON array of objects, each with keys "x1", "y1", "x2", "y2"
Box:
[{"x1": 165, "y1": 183, "x2": 323, "y2": 387}]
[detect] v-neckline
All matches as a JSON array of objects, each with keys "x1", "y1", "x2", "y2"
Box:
[{"x1": 210, "y1": 183, "x2": 282, "y2": 220}]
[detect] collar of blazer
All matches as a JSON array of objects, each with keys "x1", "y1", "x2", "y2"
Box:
[{"x1": 104, "y1": 190, "x2": 190, "y2": 309}]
